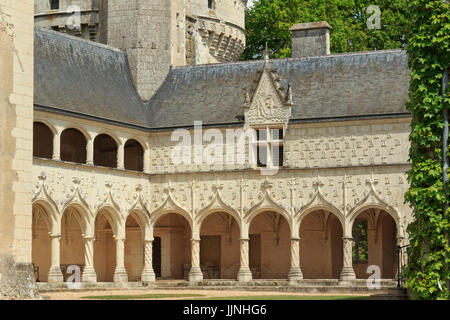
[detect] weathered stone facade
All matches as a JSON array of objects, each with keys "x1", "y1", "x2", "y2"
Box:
[
  {"x1": 1, "y1": 1, "x2": 413, "y2": 294},
  {"x1": 0, "y1": 0, "x2": 40, "y2": 299}
]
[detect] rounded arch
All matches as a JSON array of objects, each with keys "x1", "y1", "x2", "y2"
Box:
[
  {"x1": 94, "y1": 205, "x2": 123, "y2": 238},
  {"x1": 197, "y1": 208, "x2": 242, "y2": 232},
  {"x1": 61, "y1": 202, "x2": 92, "y2": 236},
  {"x1": 93, "y1": 130, "x2": 121, "y2": 146},
  {"x1": 33, "y1": 119, "x2": 57, "y2": 135},
  {"x1": 94, "y1": 133, "x2": 118, "y2": 168},
  {"x1": 348, "y1": 205, "x2": 401, "y2": 237},
  {"x1": 246, "y1": 206, "x2": 291, "y2": 230},
  {"x1": 32, "y1": 200, "x2": 59, "y2": 234},
  {"x1": 62, "y1": 125, "x2": 91, "y2": 141},
  {"x1": 151, "y1": 209, "x2": 193, "y2": 231},
  {"x1": 126, "y1": 209, "x2": 150, "y2": 237},
  {"x1": 124, "y1": 138, "x2": 144, "y2": 172},
  {"x1": 296, "y1": 205, "x2": 345, "y2": 235},
  {"x1": 153, "y1": 211, "x2": 192, "y2": 280},
  {"x1": 125, "y1": 136, "x2": 148, "y2": 151},
  {"x1": 33, "y1": 121, "x2": 54, "y2": 159},
  {"x1": 60, "y1": 127, "x2": 87, "y2": 164}
]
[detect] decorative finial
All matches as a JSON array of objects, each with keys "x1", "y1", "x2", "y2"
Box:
[{"x1": 285, "y1": 83, "x2": 293, "y2": 105}]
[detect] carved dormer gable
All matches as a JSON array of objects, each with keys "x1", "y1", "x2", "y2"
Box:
[{"x1": 244, "y1": 60, "x2": 292, "y2": 128}]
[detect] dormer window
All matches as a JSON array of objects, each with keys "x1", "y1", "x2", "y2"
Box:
[
  {"x1": 255, "y1": 127, "x2": 284, "y2": 168},
  {"x1": 50, "y1": 0, "x2": 59, "y2": 10},
  {"x1": 208, "y1": 0, "x2": 215, "y2": 10}
]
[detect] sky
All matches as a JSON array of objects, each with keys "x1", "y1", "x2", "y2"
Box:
[{"x1": 247, "y1": 0, "x2": 255, "y2": 7}]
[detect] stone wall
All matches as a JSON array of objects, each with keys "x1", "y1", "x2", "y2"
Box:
[
  {"x1": 105, "y1": 0, "x2": 172, "y2": 101},
  {"x1": 0, "y1": 0, "x2": 39, "y2": 299}
]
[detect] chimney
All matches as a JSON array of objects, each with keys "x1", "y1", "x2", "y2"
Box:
[{"x1": 289, "y1": 21, "x2": 332, "y2": 57}]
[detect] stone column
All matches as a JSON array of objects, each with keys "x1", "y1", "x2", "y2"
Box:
[
  {"x1": 188, "y1": 239, "x2": 203, "y2": 282},
  {"x1": 113, "y1": 238, "x2": 128, "y2": 283},
  {"x1": 86, "y1": 138, "x2": 94, "y2": 165},
  {"x1": 141, "y1": 239, "x2": 156, "y2": 282},
  {"x1": 47, "y1": 234, "x2": 64, "y2": 283},
  {"x1": 340, "y1": 237, "x2": 356, "y2": 282},
  {"x1": 237, "y1": 238, "x2": 252, "y2": 282},
  {"x1": 288, "y1": 238, "x2": 303, "y2": 283},
  {"x1": 81, "y1": 236, "x2": 97, "y2": 283},
  {"x1": 52, "y1": 132, "x2": 60, "y2": 160},
  {"x1": 117, "y1": 142, "x2": 125, "y2": 169}
]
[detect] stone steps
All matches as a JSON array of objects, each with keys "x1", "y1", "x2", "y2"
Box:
[
  {"x1": 37, "y1": 279, "x2": 398, "y2": 295},
  {"x1": 370, "y1": 288, "x2": 409, "y2": 300}
]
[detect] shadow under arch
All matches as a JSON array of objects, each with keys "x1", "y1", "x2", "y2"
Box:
[
  {"x1": 248, "y1": 209, "x2": 291, "y2": 279},
  {"x1": 152, "y1": 212, "x2": 192, "y2": 280},
  {"x1": 298, "y1": 208, "x2": 344, "y2": 279},
  {"x1": 59, "y1": 204, "x2": 89, "y2": 282},
  {"x1": 348, "y1": 205, "x2": 399, "y2": 279},
  {"x1": 31, "y1": 202, "x2": 57, "y2": 282},
  {"x1": 198, "y1": 209, "x2": 241, "y2": 280}
]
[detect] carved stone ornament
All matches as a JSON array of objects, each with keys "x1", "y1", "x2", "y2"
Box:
[{"x1": 244, "y1": 60, "x2": 292, "y2": 127}]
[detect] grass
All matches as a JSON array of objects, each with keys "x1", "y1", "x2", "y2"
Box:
[
  {"x1": 190, "y1": 295, "x2": 370, "y2": 300},
  {"x1": 81, "y1": 293, "x2": 206, "y2": 300}
]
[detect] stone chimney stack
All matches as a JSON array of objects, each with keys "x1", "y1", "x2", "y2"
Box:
[{"x1": 289, "y1": 21, "x2": 332, "y2": 57}]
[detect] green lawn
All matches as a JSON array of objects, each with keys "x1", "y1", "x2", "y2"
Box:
[
  {"x1": 81, "y1": 293, "x2": 206, "y2": 300},
  {"x1": 190, "y1": 295, "x2": 370, "y2": 300}
]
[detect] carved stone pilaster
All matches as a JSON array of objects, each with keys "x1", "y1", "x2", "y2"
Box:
[
  {"x1": 237, "y1": 238, "x2": 252, "y2": 282},
  {"x1": 141, "y1": 240, "x2": 156, "y2": 282},
  {"x1": 188, "y1": 239, "x2": 203, "y2": 282},
  {"x1": 48, "y1": 235, "x2": 63, "y2": 283},
  {"x1": 288, "y1": 238, "x2": 303, "y2": 283},
  {"x1": 81, "y1": 237, "x2": 97, "y2": 283},
  {"x1": 339, "y1": 237, "x2": 356, "y2": 282},
  {"x1": 113, "y1": 238, "x2": 128, "y2": 283}
]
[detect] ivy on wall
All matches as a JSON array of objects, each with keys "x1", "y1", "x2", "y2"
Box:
[{"x1": 404, "y1": 0, "x2": 449, "y2": 300}]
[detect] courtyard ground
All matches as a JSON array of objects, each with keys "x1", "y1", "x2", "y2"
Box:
[{"x1": 41, "y1": 289, "x2": 371, "y2": 300}]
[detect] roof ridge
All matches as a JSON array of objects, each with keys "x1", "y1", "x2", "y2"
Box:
[{"x1": 171, "y1": 49, "x2": 405, "y2": 70}]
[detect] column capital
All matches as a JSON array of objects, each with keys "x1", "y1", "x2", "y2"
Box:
[
  {"x1": 83, "y1": 236, "x2": 96, "y2": 241},
  {"x1": 49, "y1": 233, "x2": 61, "y2": 239},
  {"x1": 290, "y1": 237, "x2": 300, "y2": 241}
]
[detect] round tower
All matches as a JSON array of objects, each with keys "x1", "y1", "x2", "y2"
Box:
[
  {"x1": 186, "y1": 0, "x2": 246, "y2": 64},
  {"x1": 34, "y1": 0, "x2": 101, "y2": 42}
]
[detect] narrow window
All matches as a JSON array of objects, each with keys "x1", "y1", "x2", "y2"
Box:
[
  {"x1": 33, "y1": 122, "x2": 53, "y2": 159},
  {"x1": 60, "y1": 128, "x2": 87, "y2": 164},
  {"x1": 352, "y1": 219, "x2": 368, "y2": 264},
  {"x1": 255, "y1": 127, "x2": 284, "y2": 168},
  {"x1": 124, "y1": 139, "x2": 144, "y2": 172},
  {"x1": 94, "y1": 134, "x2": 117, "y2": 168},
  {"x1": 50, "y1": 0, "x2": 59, "y2": 10},
  {"x1": 208, "y1": 0, "x2": 215, "y2": 10}
]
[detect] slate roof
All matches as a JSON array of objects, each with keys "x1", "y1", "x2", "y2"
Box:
[
  {"x1": 34, "y1": 28, "x2": 151, "y2": 128},
  {"x1": 34, "y1": 28, "x2": 410, "y2": 130}
]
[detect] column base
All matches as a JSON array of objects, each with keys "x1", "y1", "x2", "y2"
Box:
[
  {"x1": 288, "y1": 267, "x2": 303, "y2": 284},
  {"x1": 339, "y1": 267, "x2": 356, "y2": 282},
  {"x1": 113, "y1": 268, "x2": 128, "y2": 283},
  {"x1": 48, "y1": 267, "x2": 64, "y2": 283},
  {"x1": 237, "y1": 268, "x2": 253, "y2": 282},
  {"x1": 188, "y1": 267, "x2": 203, "y2": 282},
  {"x1": 141, "y1": 269, "x2": 156, "y2": 282},
  {"x1": 81, "y1": 268, "x2": 97, "y2": 283}
]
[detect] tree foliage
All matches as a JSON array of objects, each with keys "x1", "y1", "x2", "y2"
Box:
[
  {"x1": 242, "y1": 0, "x2": 409, "y2": 60},
  {"x1": 403, "y1": 0, "x2": 450, "y2": 300}
]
